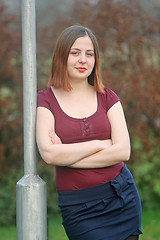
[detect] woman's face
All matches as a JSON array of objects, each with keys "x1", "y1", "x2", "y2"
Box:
[{"x1": 67, "y1": 36, "x2": 95, "y2": 82}]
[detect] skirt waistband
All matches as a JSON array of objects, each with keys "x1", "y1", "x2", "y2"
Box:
[{"x1": 58, "y1": 164, "x2": 134, "y2": 207}]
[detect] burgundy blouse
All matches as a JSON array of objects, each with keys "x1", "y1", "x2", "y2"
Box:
[{"x1": 37, "y1": 87, "x2": 124, "y2": 191}]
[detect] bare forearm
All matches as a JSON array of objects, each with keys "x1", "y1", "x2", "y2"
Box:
[
  {"x1": 69, "y1": 143, "x2": 130, "y2": 168},
  {"x1": 38, "y1": 140, "x2": 105, "y2": 166}
]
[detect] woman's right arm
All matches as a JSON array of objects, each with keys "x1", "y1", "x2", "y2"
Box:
[{"x1": 36, "y1": 107, "x2": 106, "y2": 166}]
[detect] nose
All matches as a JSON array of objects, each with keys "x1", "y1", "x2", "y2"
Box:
[{"x1": 78, "y1": 53, "x2": 87, "y2": 63}]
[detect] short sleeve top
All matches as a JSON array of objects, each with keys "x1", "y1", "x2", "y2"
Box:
[{"x1": 37, "y1": 87, "x2": 124, "y2": 191}]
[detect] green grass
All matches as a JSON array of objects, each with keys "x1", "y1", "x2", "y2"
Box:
[
  {"x1": 48, "y1": 216, "x2": 68, "y2": 240},
  {"x1": 0, "y1": 210, "x2": 160, "y2": 240},
  {"x1": 0, "y1": 226, "x2": 17, "y2": 240},
  {"x1": 140, "y1": 210, "x2": 160, "y2": 240}
]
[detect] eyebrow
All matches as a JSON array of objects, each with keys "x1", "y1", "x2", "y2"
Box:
[{"x1": 71, "y1": 48, "x2": 94, "y2": 52}]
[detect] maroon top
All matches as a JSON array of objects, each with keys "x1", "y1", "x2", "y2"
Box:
[{"x1": 37, "y1": 87, "x2": 124, "y2": 191}]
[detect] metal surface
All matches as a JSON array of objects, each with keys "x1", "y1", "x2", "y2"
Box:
[
  {"x1": 16, "y1": 175, "x2": 47, "y2": 240},
  {"x1": 22, "y1": 0, "x2": 37, "y2": 175},
  {"x1": 16, "y1": 0, "x2": 47, "y2": 239}
]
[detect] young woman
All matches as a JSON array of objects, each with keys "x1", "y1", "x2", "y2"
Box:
[{"x1": 36, "y1": 25, "x2": 142, "y2": 240}]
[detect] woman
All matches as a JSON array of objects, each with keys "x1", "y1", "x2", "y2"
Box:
[{"x1": 36, "y1": 25, "x2": 142, "y2": 240}]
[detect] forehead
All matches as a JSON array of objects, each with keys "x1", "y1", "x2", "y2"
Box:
[{"x1": 71, "y1": 36, "x2": 94, "y2": 50}]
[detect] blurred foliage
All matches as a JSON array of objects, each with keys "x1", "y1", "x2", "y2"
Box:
[
  {"x1": 0, "y1": 162, "x2": 60, "y2": 226},
  {"x1": 0, "y1": 4, "x2": 23, "y2": 174},
  {"x1": 0, "y1": 0, "x2": 160, "y2": 226},
  {"x1": 130, "y1": 136, "x2": 160, "y2": 210},
  {"x1": 0, "y1": 166, "x2": 23, "y2": 226}
]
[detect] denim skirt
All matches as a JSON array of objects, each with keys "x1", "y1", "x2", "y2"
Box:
[{"x1": 58, "y1": 164, "x2": 142, "y2": 240}]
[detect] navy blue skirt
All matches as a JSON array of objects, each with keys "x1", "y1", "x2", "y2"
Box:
[{"x1": 58, "y1": 164, "x2": 142, "y2": 240}]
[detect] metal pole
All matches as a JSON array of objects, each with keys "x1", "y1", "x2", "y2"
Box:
[{"x1": 16, "y1": 0, "x2": 47, "y2": 239}]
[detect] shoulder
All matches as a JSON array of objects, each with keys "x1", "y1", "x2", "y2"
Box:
[
  {"x1": 104, "y1": 87, "x2": 119, "y2": 99},
  {"x1": 99, "y1": 87, "x2": 120, "y2": 111},
  {"x1": 37, "y1": 87, "x2": 51, "y2": 98},
  {"x1": 37, "y1": 87, "x2": 51, "y2": 110}
]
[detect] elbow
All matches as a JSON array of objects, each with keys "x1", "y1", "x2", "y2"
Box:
[
  {"x1": 40, "y1": 149, "x2": 66, "y2": 166},
  {"x1": 44, "y1": 157, "x2": 52, "y2": 165},
  {"x1": 122, "y1": 145, "x2": 131, "y2": 162},
  {"x1": 37, "y1": 144, "x2": 61, "y2": 165},
  {"x1": 36, "y1": 142, "x2": 53, "y2": 165},
  {"x1": 38, "y1": 147, "x2": 57, "y2": 165},
  {"x1": 115, "y1": 142, "x2": 130, "y2": 162},
  {"x1": 124, "y1": 151, "x2": 130, "y2": 161},
  {"x1": 41, "y1": 151, "x2": 53, "y2": 165}
]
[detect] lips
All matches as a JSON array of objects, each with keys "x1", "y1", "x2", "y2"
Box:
[{"x1": 76, "y1": 67, "x2": 87, "y2": 72}]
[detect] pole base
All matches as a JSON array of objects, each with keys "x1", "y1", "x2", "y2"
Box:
[{"x1": 16, "y1": 174, "x2": 47, "y2": 240}]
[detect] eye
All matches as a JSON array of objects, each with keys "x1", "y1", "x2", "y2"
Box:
[
  {"x1": 70, "y1": 51, "x2": 79, "y2": 56},
  {"x1": 86, "y1": 52, "x2": 94, "y2": 57},
  {"x1": 87, "y1": 53, "x2": 93, "y2": 57}
]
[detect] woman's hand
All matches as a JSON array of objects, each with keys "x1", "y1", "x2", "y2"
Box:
[
  {"x1": 49, "y1": 130, "x2": 112, "y2": 148},
  {"x1": 49, "y1": 130, "x2": 62, "y2": 144}
]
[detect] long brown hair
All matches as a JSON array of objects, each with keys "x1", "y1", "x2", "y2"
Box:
[{"x1": 48, "y1": 25, "x2": 104, "y2": 93}]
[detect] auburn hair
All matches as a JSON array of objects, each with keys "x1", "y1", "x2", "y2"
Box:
[{"x1": 48, "y1": 25, "x2": 104, "y2": 93}]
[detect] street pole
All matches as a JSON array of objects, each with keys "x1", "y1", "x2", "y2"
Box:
[{"x1": 16, "y1": 0, "x2": 47, "y2": 239}]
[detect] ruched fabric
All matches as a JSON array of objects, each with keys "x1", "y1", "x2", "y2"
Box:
[{"x1": 58, "y1": 164, "x2": 142, "y2": 240}]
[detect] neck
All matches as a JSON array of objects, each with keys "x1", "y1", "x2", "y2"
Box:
[{"x1": 69, "y1": 78, "x2": 91, "y2": 92}]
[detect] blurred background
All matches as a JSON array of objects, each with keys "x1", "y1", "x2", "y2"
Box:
[{"x1": 0, "y1": 0, "x2": 160, "y2": 239}]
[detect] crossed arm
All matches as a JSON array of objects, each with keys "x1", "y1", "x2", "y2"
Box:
[{"x1": 36, "y1": 102, "x2": 131, "y2": 168}]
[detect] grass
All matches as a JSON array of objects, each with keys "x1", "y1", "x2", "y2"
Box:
[
  {"x1": 0, "y1": 210, "x2": 160, "y2": 240},
  {"x1": 140, "y1": 210, "x2": 160, "y2": 240}
]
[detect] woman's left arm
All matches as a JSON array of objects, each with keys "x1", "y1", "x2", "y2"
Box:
[{"x1": 69, "y1": 101, "x2": 131, "y2": 168}]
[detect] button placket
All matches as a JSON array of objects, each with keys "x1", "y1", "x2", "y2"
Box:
[{"x1": 81, "y1": 118, "x2": 91, "y2": 136}]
